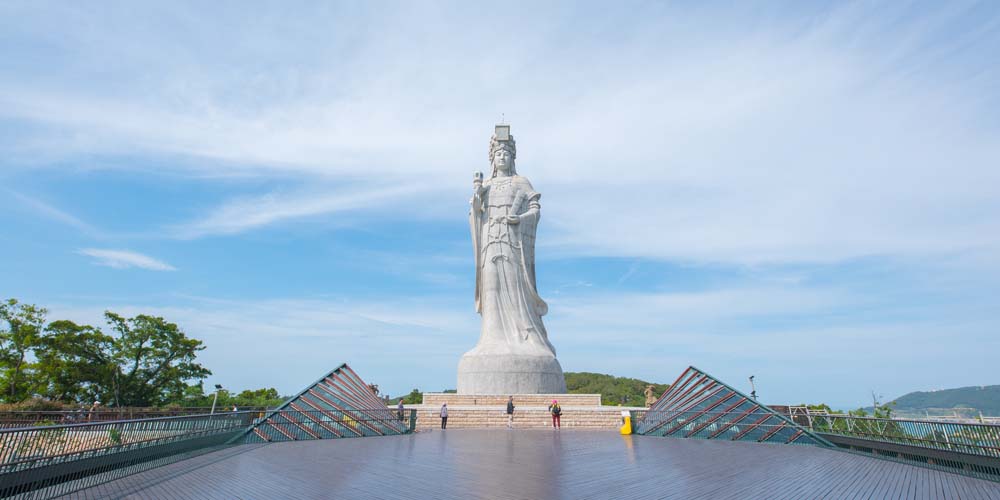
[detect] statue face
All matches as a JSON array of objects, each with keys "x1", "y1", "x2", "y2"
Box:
[{"x1": 493, "y1": 148, "x2": 513, "y2": 174}]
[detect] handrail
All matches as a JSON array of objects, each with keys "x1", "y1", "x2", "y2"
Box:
[
  {"x1": 245, "y1": 409, "x2": 416, "y2": 442},
  {"x1": 805, "y1": 414, "x2": 1000, "y2": 458},
  {"x1": 0, "y1": 408, "x2": 417, "y2": 499},
  {"x1": 635, "y1": 409, "x2": 1000, "y2": 459},
  {"x1": 0, "y1": 412, "x2": 256, "y2": 467},
  {"x1": 0, "y1": 408, "x2": 271, "y2": 428},
  {"x1": 0, "y1": 411, "x2": 256, "y2": 433}
]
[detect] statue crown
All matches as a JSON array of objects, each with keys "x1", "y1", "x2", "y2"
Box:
[{"x1": 489, "y1": 123, "x2": 516, "y2": 162}]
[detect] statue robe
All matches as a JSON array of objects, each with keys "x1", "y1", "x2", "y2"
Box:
[{"x1": 470, "y1": 174, "x2": 555, "y2": 356}]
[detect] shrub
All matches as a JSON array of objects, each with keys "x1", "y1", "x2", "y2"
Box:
[{"x1": 108, "y1": 428, "x2": 122, "y2": 445}]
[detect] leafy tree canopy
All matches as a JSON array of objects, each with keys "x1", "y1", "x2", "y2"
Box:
[
  {"x1": 0, "y1": 299, "x2": 213, "y2": 407},
  {"x1": 103, "y1": 311, "x2": 212, "y2": 407},
  {"x1": 564, "y1": 372, "x2": 669, "y2": 406},
  {"x1": 0, "y1": 299, "x2": 47, "y2": 403},
  {"x1": 167, "y1": 383, "x2": 286, "y2": 409},
  {"x1": 35, "y1": 320, "x2": 113, "y2": 403},
  {"x1": 399, "y1": 389, "x2": 423, "y2": 405}
]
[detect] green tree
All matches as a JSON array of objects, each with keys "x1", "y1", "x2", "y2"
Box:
[
  {"x1": 103, "y1": 312, "x2": 211, "y2": 407},
  {"x1": 35, "y1": 320, "x2": 114, "y2": 403},
  {"x1": 849, "y1": 407, "x2": 869, "y2": 417},
  {"x1": 873, "y1": 401, "x2": 896, "y2": 419},
  {"x1": 401, "y1": 389, "x2": 423, "y2": 404},
  {"x1": 803, "y1": 403, "x2": 839, "y2": 413},
  {"x1": 168, "y1": 384, "x2": 285, "y2": 408},
  {"x1": 564, "y1": 372, "x2": 669, "y2": 406},
  {"x1": 231, "y1": 388, "x2": 282, "y2": 407},
  {"x1": 175, "y1": 381, "x2": 213, "y2": 406},
  {"x1": 0, "y1": 299, "x2": 47, "y2": 402}
]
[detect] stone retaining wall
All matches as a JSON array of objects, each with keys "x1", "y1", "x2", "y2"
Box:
[
  {"x1": 421, "y1": 393, "x2": 602, "y2": 407},
  {"x1": 401, "y1": 405, "x2": 644, "y2": 429}
]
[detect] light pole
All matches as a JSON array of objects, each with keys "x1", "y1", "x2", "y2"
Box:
[
  {"x1": 211, "y1": 384, "x2": 223, "y2": 414},
  {"x1": 749, "y1": 376, "x2": 757, "y2": 401}
]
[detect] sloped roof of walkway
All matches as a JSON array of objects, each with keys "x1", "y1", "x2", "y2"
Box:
[
  {"x1": 242, "y1": 363, "x2": 408, "y2": 442},
  {"x1": 635, "y1": 365, "x2": 833, "y2": 447}
]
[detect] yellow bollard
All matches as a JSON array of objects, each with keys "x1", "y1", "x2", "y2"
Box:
[{"x1": 619, "y1": 410, "x2": 632, "y2": 435}]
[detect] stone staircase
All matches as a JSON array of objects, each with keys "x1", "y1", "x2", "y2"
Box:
[
  {"x1": 404, "y1": 405, "x2": 643, "y2": 429},
  {"x1": 422, "y1": 393, "x2": 602, "y2": 406}
]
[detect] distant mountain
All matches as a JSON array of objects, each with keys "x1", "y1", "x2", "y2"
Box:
[{"x1": 889, "y1": 385, "x2": 1000, "y2": 416}]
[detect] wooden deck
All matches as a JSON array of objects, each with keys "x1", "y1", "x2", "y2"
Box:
[{"x1": 65, "y1": 430, "x2": 1000, "y2": 499}]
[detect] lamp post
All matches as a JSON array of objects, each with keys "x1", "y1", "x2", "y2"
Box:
[
  {"x1": 211, "y1": 384, "x2": 223, "y2": 414},
  {"x1": 749, "y1": 376, "x2": 757, "y2": 401}
]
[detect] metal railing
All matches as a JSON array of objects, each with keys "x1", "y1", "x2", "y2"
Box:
[
  {"x1": 635, "y1": 408, "x2": 1000, "y2": 481},
  {"x1": 0, "y1": 407, "x2": 419, "y2": 498},
  {"x1": 246, "y1": 409, "x2": 416, "y2": 442},
  {"x1": 0, "y1": 412, "x2": 255, "y2": 499},
  {"x1": 0, "y1": 407, "x2": 268, "y2": 429},
  {"x1": 631, "y1": 409, "x2": 830, "y2": 445},
  {"x1": 802, "y1": 414, "x2": 1000, "y2": 459},
  {"x1": 635, "y1": 409, "x2": 1000, "y2": 456},
  {"x1": 874, "y1": 406, "x2": 1000, "y2": 424}
]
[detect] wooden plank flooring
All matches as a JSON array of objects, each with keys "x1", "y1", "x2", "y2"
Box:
[{"x1": 64, "y1": 430, "x2": 1000, "y2": 499}]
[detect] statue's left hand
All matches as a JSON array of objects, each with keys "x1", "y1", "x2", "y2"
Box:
[{"x1": 505, "y1": 215, "x2": 520, "y2": 225}]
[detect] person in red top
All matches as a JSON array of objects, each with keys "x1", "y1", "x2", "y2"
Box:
[{"x1": 548, "y1": 400, "x2": 561, "y2": 429}]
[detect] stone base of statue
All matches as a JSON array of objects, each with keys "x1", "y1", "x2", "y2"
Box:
[
  {"x1": 457, "y1": 351, "x2": 567, "y2": 394},
  {"x1": 403, "y1": 393, "x2": 644, "y2": 429}
]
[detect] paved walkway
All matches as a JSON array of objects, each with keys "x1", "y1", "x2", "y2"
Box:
[{"x1": 66, "y1": 430, "x2": 1000, "y2": 499}]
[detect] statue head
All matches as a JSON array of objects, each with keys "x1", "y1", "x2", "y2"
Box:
[{"x1": 489, "y1": 132, "x2": 516, "y2": 177}]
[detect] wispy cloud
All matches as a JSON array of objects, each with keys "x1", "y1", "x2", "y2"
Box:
[
  {"x1": 7, "y1": 190, "x2": 101, "y2": 236},
  {"x1": 170, "y1": 183, "x2": 435, "y2": 238},
  {"x1": 48, "y1": 295, "x2": 474, "y2": 396},
  {"x1": 3, "y1": 2, "x2": 1000, "y2": 408},
  {"x1": 44, "y1": 281, "x2": 1000, "y2": 407},
  {"x1": 2, "y1": 3, "x2": 998, "y2": 264},
  {"x1": 77, "y1": 248, "x2": 176, "y2": 271},
  {"x1": 546, "y1": 286, "x2": 999, "y2": 408},
  {"x1": 617, "y1": 261, "x2": 640, "y2": 285}
]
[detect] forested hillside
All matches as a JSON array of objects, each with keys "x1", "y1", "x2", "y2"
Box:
[{"x1": 564, "y1": 372, "x2": 669, "y2": 407}]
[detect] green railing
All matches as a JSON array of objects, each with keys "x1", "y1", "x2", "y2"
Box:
[
  {"x1": 631, "y1": 409, "x2": 833, "y2": 446},
  {"x1": 0, "y1": 407, "x2": 419, "y2": 499},
  {"x1": 634, "y1": 408, "x2": 1000, "y2": 459},
  {"x1": 244, "y1": 409, "x2": 416, "y2": 442},
  {"x1": 805, "y1": 414, "x2": 1000, "y2": 459},
  {"x1": 0, "y1": 412, "x2": 255, "y2": 499},
  {"x1": 0, "y1": 408, "x2": 268, "y2": 429}
]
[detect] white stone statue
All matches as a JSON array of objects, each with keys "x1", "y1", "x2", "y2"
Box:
[{"x1": 457, "y1": 124, "x2": 567, "y2": 394}]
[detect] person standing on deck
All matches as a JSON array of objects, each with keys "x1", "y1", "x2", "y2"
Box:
[
  {"x1": 548, "y1": 400, "x2": 561, "y2": 429},
  {"x1": 397, "y1": 400, "x2": 405, "y2": 421},
  {"x1": 440, "y1": 403, "x2": 448, "y2": 429},
  {"x1": 506, "y1": 396, "x2": 515, "y2": 429}
]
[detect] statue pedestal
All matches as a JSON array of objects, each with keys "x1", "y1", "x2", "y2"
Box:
[
  {"x1": 423, "y1": 393, "x2": 599, "y2": 406},
  {"x1": 457, "y1": 352, "x2": 567, "y2": 394},
  {"x1": 403, "y1": 393, "x2": 645, "y2": 429}
]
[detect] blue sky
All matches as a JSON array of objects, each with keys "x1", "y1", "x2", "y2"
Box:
[{"x1": 2, "y1": 1, "x2": 999, "y2": 409}]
